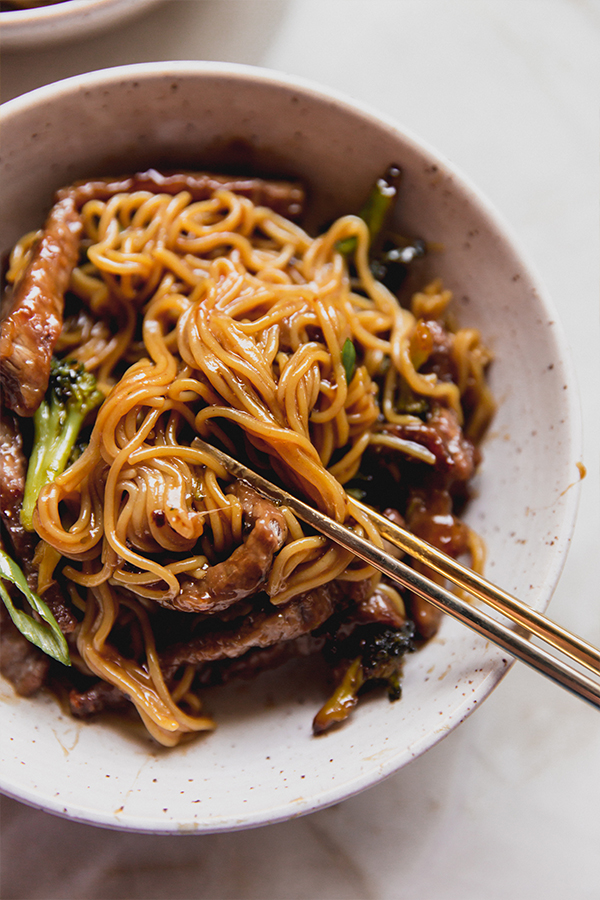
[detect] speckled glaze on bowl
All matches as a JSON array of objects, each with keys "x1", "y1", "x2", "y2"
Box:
[
  {"x1": 0, "y1": 62, "x2": 582, "y2": 834},
  {"x1": 0, "y1": 0, "x2": 161, "y2": 49}
]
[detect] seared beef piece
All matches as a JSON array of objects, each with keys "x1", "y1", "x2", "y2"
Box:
[
  {"x1": 70, "y1": 586, "x2": 338, "y2": 718},
  {"x1": 336, "y1": 572, "x2": 405, "y2": 626},
  {"x1": 0, "y1": 411, "x2": 36, "y2": 563},
  {"x1": 161, "y1": 580, "x2": 344, "y2": 676},
  {"x1": 0, "y1": 412, "x2": 77, "y2": 633},
  {"x1": 69, "y1": 679, "x2": 132, "y2": 718},
  {"x1": 59, "y1": 169, "x2": 306, "y2": 220},
  {"x1": 37, "y1": 582, "x2": 77, "y2": 635},
  {"x1": 376, "y1": 507, "x2": 407, "y2": 562},
  {"x1": 366, "y1": 406, "x2": 479, "y2": 641},
  {"x1": 416, "y1": 318, "x2": 458, "y2": 383},
  {"x1": 197, "y1": 633, "x2": 323, "y2": 687},
  {"x1": 404, "y1": 578, "x2": 443, "y2": 641},
  {"x1": 0, "y1": 603, "x2": 50, "y2": 696},
  {"x1": 374, "y1": 406, "x2": 479, "y2": 489},
  {"x1": 342, "y1": 577, "x2": 376, "y2": 605},
  {"x1": 406, "y1": 487, "x2": 470, "y2": 558},
  {"x1": 0, "y1": 195, "x2": 82, "y2": 417},
  {"x1": 405, "y1": 486, "x2": 471, "y2": 639},
  {"x1": 425, "y1": 406, "x2": 480, "y2": 484},
  {"x1": 69, "y1": 633, "x2": 324, "y2": 718},
  {"x1": 382, "y1": 507, "x2": 405, "y2": 530},
  {"x1": 354, "y1": 585, "x2": 407, "y2": 629},
  {"x1": 160, "y1": 484, "x2": 288, "y2": 614}
]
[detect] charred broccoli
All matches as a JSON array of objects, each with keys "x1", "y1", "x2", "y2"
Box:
[
  {"x1": 313, "y1": 623, "x2": 415, "y2": 734},
  {"x1": 21, "y1": 357, "x2": 103, "y2": 531}
]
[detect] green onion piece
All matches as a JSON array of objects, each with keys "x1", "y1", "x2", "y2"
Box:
[
  {"x1": 341, "y1": 339, "x2": 357, "y2": 384},
  {"x1": 337, "y1": 165, "x2": 402, "y2": 256},
  {"x1": 0, "y1": 549, "x2": 71, "y2": 666},
  {"x1": 346, "y1": 486, "x2": 367, "y2": 501},
  {"x1": 337, "y1": 234, "x2": 359, "y2": 257}
]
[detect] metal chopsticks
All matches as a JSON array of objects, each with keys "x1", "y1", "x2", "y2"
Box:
[
  {"x1": 349, "y1": 496, "x2": 600, "y2": 675},
  {"x1": 194, "y1": 439, "x2": 600, "y2": 710}
]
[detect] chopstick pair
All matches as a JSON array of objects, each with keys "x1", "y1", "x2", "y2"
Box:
[{"x1": 194, "y1": 438, "x2": 600, "y2": 710}]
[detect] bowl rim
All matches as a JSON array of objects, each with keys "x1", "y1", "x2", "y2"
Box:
[
  {"x1": 0, "y1": 61, "x2": 584, "y2": 833},
  {"x1": 1, "y1": 0, "x2": 126, "y2": 18},
  {"x1": 0, "y1": 0, "x2": 156, "y2": 21},
  {"x1": 0, "y1": 0, "x2": 161, "y2": 49}
]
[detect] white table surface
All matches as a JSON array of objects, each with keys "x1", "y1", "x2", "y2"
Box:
[{"x1": 1, "y1": 2, "x2": 599, "y2": 898}]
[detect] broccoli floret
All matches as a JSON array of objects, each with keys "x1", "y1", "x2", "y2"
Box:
[
  {"x1": 359, "y1": 623, "x2": 415, "y2": 688},
  {"x1": 313, "y1": 622, "x2": 415, "y2": 734},
  {"x1": 21, "y1": 357, "x2": 103, "y2": 531}
]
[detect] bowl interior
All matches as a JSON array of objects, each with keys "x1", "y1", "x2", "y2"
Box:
[{"x1": 0, "y1": 62, "x2": 580, "y2": 833}]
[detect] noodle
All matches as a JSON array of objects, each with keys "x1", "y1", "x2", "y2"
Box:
[{"x1": 1, "y1": 173, "x2": 495, "y2": 744}]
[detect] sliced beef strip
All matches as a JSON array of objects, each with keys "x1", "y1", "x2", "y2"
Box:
[
  {"x1": 70, "y1": 582, "x2": 343, "y2": 715},
  {"x1": 0, "y1": 195, "x2": 82, "y2": 417},
  {"x1": 0, "y1": 410, "x2": 36, "y2": 563},
  {"x1": 353, "y1": 585, "x2": 407, "y2": 629},
  {"x1": 68, "y1": 678, "x2": 132, "y2": 719},
  {"x1": 404, "y1": 486, "x2": 471, "y2": 640},
  {"x1": 195, "y1": 633, "x2": 322, "y2": 687},
  {"x1": 157, "y1": 483, "x2": 288, "y2": 614},
  {"x1": 35, "y1": 582, "x2": 78, "y2": 635},
  {"x1": 368, "y1": 406, "x2": 479, "y2": 640},
  {"x1": 69, "y1": 632, "x2": 324, "y2": 718},
  {"x1": 161, "y1": 580, "x2": 344, "y2": 677},
  {"x1": 374, "y1": 405, "x2": 480, "y2": 489},
  {"x1": 59, "y1": 169, "x2": 306, "y2": 220},
  {"x1": 406, "y1": 486, "x2": 471, "y2": 559},
  {"x1": 0, "y1": 601, "x2": 50, "y2": 697},
  {"x1": 377, "y1": 507, "x2": 407, "y2": 562},
  {"x1": 425, "y1": 406, "x2": 481, "y2": 484},
  {"x1": 404, "y1": 577, "x2": 443, "y2": 641},
  {"x1": 416, "y1": 318, "x2": 458, "y2": 383}
]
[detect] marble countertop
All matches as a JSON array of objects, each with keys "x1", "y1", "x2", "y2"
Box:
[{"x1": 1, "y1": 1, "x2": 599, "y2": 897}]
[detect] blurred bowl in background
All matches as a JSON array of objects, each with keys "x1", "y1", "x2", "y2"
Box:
[
  {"x1": 0, "y1": 0, "x2": 161, "y2": 49},
  {"x1": 0, "y1": 61, "x2": 581, "y2": 834}
]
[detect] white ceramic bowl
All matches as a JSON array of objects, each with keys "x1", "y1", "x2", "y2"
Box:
[
  {"x1": 0, "y1": 0, "x2": 161, "y2": 49},
  {"x1": 0, "y1": 62, "x2": 581, "y2": 834}
]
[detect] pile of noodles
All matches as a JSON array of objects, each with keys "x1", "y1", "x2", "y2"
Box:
[{"x1": 7, "y1": 185, "x2": 494, "y2": 745}]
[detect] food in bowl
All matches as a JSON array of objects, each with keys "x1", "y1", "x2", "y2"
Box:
[
  {"x1": 0, "y1": 164, "x2": 495, "y2": 746},
  {"x1": 0, "y1": 62, "x2": 580, "y2": 834}
]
